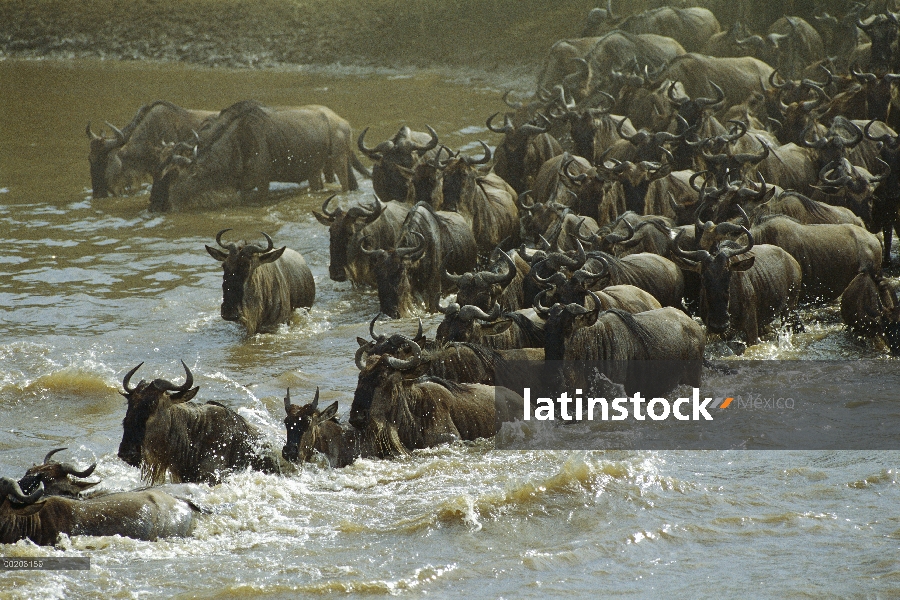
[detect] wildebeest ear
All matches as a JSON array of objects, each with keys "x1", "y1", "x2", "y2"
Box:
[
  {"x1": 729, "y1": 256, "x2": 755, "y2": 272},
  {"x1": 357, "y1": 337, "x2": 370, "y2": 347},
  {"x1": 259, "y1": 246, "x2": 287, "y2": 264},
  {"x1": 480, "y1": 319, "x2": 513, "y2": 336},
  {"x1": 205, "y1": 245, "x2": 229, "y2": 262},
  {"x1": 173, "y1": 387, "x2": 200, "y2": 403},
  {"x1": 316, "y1": 401, "x2": 339, "y2": 423}
]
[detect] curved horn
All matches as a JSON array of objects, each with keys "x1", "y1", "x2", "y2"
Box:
[
  {"x1": 486, "y1": 112, "x2": 513, "y2": 134},
  {"x1": 502, "y1": 90, "x2": 523, "y2": 109},
  {"x1": 673, "y1": 229, "x2": 711, "y2": 264},
  {"x1": 412, "y1": 125, "x2": 439, "y2": 154},
  {"x1": 616, "y1": 117, "x2": 639, "y2": 144},
  {"x1": 169, "y1": 360, "x2": 194, "y2": 398},
  {"x1": 321, "y1": 195, "x2": 339, "y2": 219},
  {"x1": 359, "y1": 236, "x2": 386, "y2": 258},
  {"x1": 122, "y1": 362, "x2": 144, "y2": 394},
  {"x1": 459, "y1": 303, "x2": 502, "y2": 322},
  {"x1": 357, "y1": 127, "x2": 382, "y2": 159},
  {"x1": 720, "y1": 225, "x2": 754, "y2": 259},
  {"x1": 563, "y1": 157, "x2": 588, "y2": 184},
  {"x1": 385, "y1": 340, "x2": 422, "y2": 371},
  {"x1": 397, "y1": 231, "x2": 426, "y2": 261},
  {"x1": 482, "y1": 249, "x2": 517, "y2": 286},
  {"x1": 533, "y1": 288, "x2": 554, "y2": 317},
  {"x1": 43, "y1": 448, "x2": 68, "y2": 464},
  {"x1": 697, "y1": 82, "x2": 726, "y2": 109},
  {"x1": 215, "y1": 229, "x2": 237, "y2": 252},
  {"x1": 463, "y1": 141, "x2": 492, "y2": 165},
  {"x1": 60, "y1": 461, "x2": 97, "y2": 479},
  {"x1": 0, "y1": 477, "x2": 43, "y2": 504},
  {"x1": 769, "y1": 68, "x2": 790, "y2": 90},
  {"x1": 370, "y1": 313, "x2": 385, "y2": 341},
  {"x1": 105, "y1": 121, "x2": 125, "y2": 145}
]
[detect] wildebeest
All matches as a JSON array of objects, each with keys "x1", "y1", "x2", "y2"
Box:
[
  {"x1": 486, "y1": 111, "x2": 561, "y2": 194},
  {"x1": 358, "y1": 125, "x2": 439, "y2": 201},
  {"x1": 840, "y1": 269, "x2": 900, "y2": 353},
  {"x1": 313, "y1": 194, "x2": 412, "y2": 286},
  {"x1": 17, "y1": 448, "x2": 99, "y2": 498},
  {"x1": 446, "y1": 248, "x2": 527, "y2": 312},
  {"x1": 736, "y1": 16, "x2": 824, "y2": 81},
  {"x1": 149, "y1": 101, "x2": 366, "y2": 211},
  {"x1": 542, "y1": 305, "x2": 705, "y2": 397},
  {"x1": 672, "y1": 228, "x2": 803, "y2": 346},
  {"x1": 0, "y1": 477, "x2": 199, "y2": 545},
  {"x1": 205, "y1": 230, "x2": 315, "y2": 335},
  {"x1": 438, "y1": 142, "x2": 520, "y2": 252},
  {"x1": 581, "y1": 3, "x2": 721, "y2": 53},
  {"x1": 435, "y1": 303, "x2": 546, "y2": 350},
  {"x1": 748, "y1": 216, "x2": 883, "y2": 302},
  {"x1": 87, "y1": 100, "x2": 217, "y2": 198},
  {"x1": 349, "y1": 340, "x2": 523, "y2": 453},
  {"x1": 117, "y1": 361, "x2": 283, "y2": 484},
  {"x1": 282, "y1": 388, "x2": 389, "y2": 467},
  {"x1": 364, "y1": 202, "x2": 477, "y2": 318}
]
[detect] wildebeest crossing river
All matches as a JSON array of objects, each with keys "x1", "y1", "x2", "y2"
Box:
[{"x1": 1, "y1": 58, "x2": 899, "y2": 597}]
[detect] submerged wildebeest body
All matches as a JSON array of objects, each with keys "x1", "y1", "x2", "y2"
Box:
[
  {"x1": 581, "y1": 4, "x2": 721, "y2": 53},
  {"x1": 117, "y1": 361, "x2": 282, "y2": 484},
  {"x1": 0, "y1": 477, "x2": 199, "y2": 546},
  {"x1": 87, "y1": 100, "x2": 217, "y2": 198},
  {"x1": 435, "y1": 303, "x2": 546, "y2": 350},
  {"x1": 672, "y1": 229, "x2": 803, "y2": 346},
  {"x1": 350, "y1": 341, "x2": 523, "y2": 454},
  {"x1": 150, "y1": 101, "x2": 366, "y2": 211},
  {"x1": 314, "y1": 195, "x2": 413, "y2": 287},
  {"x1": 206, "y1": 230, "x2": 315, "y2": 335},
  {"x1": 543, "y1": 305, "x2": 705, "y2": 397}
]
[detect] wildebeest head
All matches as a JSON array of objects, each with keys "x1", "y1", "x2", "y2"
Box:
[
  {"x1": 17, "y1": 448, "x2": 99, "y2": 498},
  {"x1": 446, "y1": 248, "x2": 517, "y2": 311},
  {"x1": 313, "y1": 195, "x2": 386, "y2": 282},
  {"x1": 672, "y1": 227, "x2": 755, "y2": 334},
  {"x1": 205, "y1": 229, "x2": 287, "y2": 323},
  {"x1": 487, "y1": 112, "x2": 551, "y2": 192},
  {"x1": 438, "y1": 141, "x2": 493, "y2": 212},
  {"x1": 350, "y1": 339, "x2": 423, "y2": 429},
  {"x1": 0, "y1": 476, "x2": 44, "y2": 506},
  {"x1": 435, "y1": 303, "x2": 509, "y2": 344},
  {"x1": 857, "y1": 13, "x2": 899, "y2": 73},
  {"x1": 117, "y1": 360, "x2": 199, "y2": 468},
  {"x1": 281, "y1": 387, "x2": 339, "y2": 463},
  {"x1": 540, "y1": 291, "x2": 605, "y2": 361},
  {"x1": 358, "y1": 125, "x2": 439, "y2": 201},
  {"x1": 816, "y1": 157, "x2": 889, "y2": 227},
  {"x1": 362, "y1": 231, "x2": 427, "y2": 319},
  {"x1": 148, "y1": 141, "x2": 195, "y2": 212},
  {"x1": 86, "y1": 121, "x2": 126, "y2": 198}
]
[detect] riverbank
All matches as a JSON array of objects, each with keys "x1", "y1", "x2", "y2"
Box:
[{"x1": 0, "y1": 0, "x2": 599, "y2": 71}]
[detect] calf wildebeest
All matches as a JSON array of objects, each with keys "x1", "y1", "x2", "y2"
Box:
[
  {"x1": 840, "y1": 269, "x2": 900, "y2": 353},
  {"x1": 150, "y1": 101, "x2": 366, "y2": 211},
  {"x1": 87, "y1": 100, "x2": 217, "y2": 198},
  {"x1": 350, "y1": 340, "x2": 523, "y2": 453},
  {"x1": 117, "y1": 361, "x2": 283, "y2": 484},
  {"x1": 206, "y1": 230, "x2": 314, "y2": 335},
  {"x1": 672, "y1": 228, "x2": 803, "y2": 346},
  {"x1": 282, "y1": 388, "x2": 389, "y2": 467},
  {"x1": 0, "y1": 477, "x2": 200, "y2": 545},
  {"x1": 313, "y1": 194, "x2": 412, "y2": 286},
  {"x1": 358, "y1": 125, "x2": 439, "y2": 201},
  {"x1": 543, "y1": 305, "x2": 705, "y2": 397},
  {"x1": 17, "y1": 448, "x2": 100, "y2": 498}
]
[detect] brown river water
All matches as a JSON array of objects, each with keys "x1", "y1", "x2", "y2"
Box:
[{"x1": 1, "y1": 58, "x2": 899, "y2": 598}]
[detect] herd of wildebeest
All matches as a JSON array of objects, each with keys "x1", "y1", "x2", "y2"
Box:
[{"x1": 6, "y1": 1, "x2": 900, "y2": 546}]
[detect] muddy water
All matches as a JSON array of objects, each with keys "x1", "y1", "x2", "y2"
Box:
[{"x1": 0, "y1": 59, "x2": 899, "y2": 598}]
